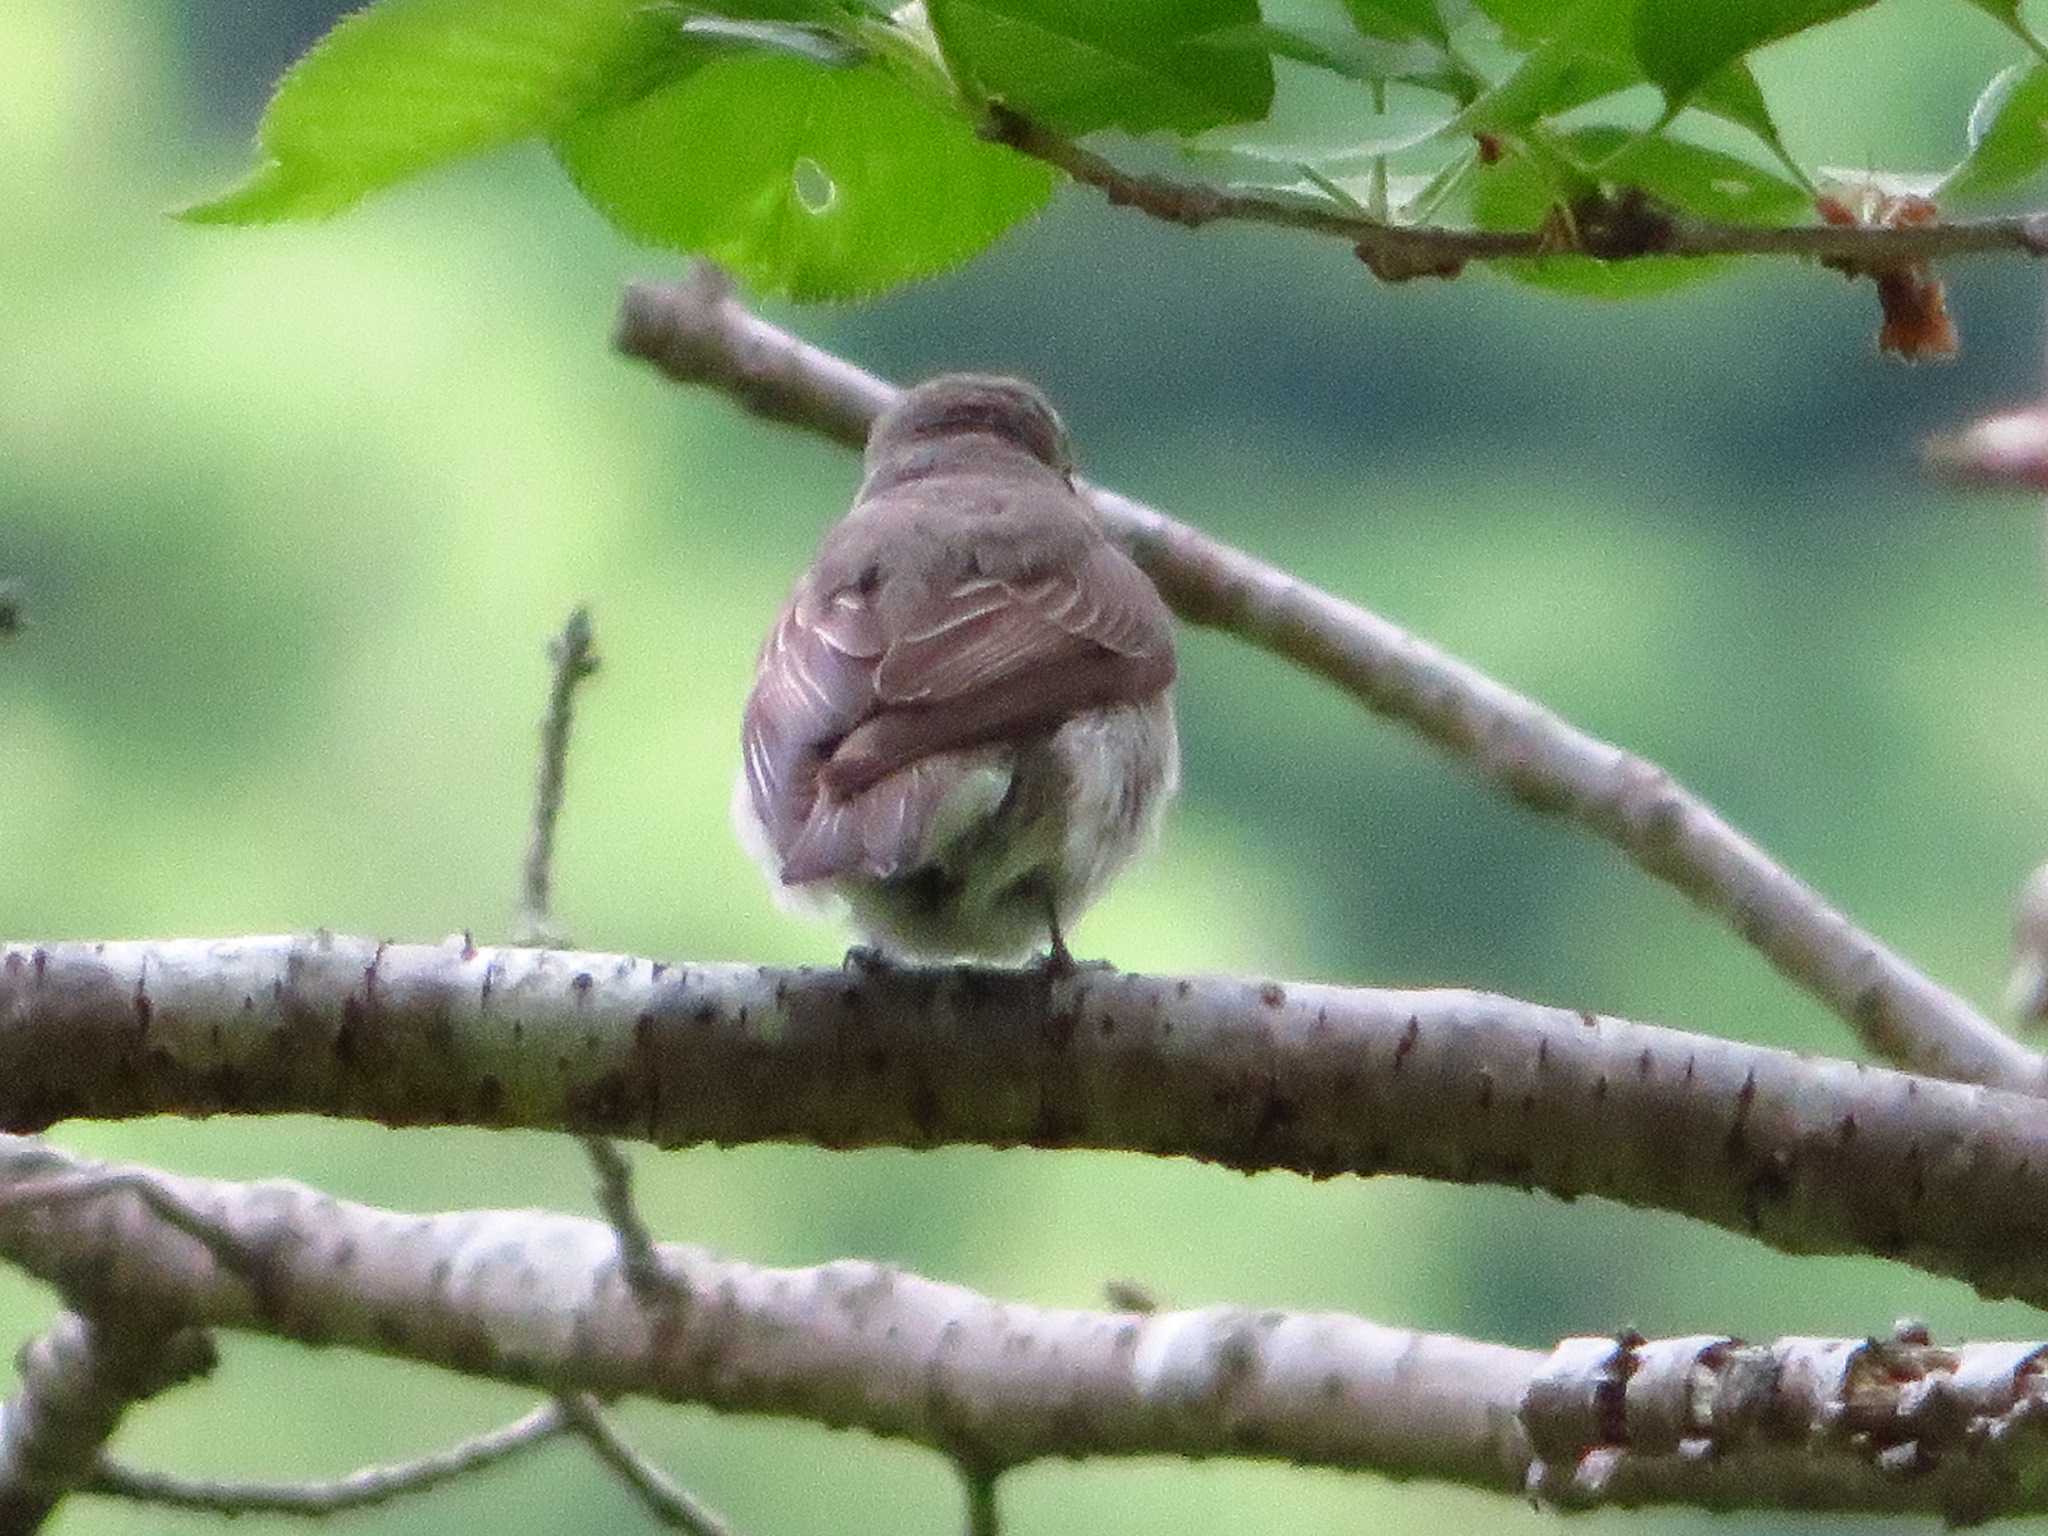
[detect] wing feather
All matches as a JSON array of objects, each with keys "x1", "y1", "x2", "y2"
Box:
[{"x1": 740, "y1": 507, "x2": 1173, "y2": 885}]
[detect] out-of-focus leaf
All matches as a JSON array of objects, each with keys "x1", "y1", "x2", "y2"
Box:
[
  {"x1": 1200, "y1": 20, "x2": 1471, "y2": 97},
  {"x1": 1634, "y1": 0, "x2": 1878, "y2": 110},
  {"x1": 1689, "y1": 61, "x2": 1811, "y2": 187},
  {"x1": 674, "y1": 14, "x2": 864, "y2": 66},
  {"x1": 1956, "y1": 0, "x2": 2048, "y2": 58},
  {"x1": 554, "y1": 52, "x2": 1052, "y2": 300},
  {"x1": 1341, "y1": 0, "x2": 1451, "y2": 43},
  {"x1": 1474, "y1": 125, "x2": 1806, "y2": 297},
  {"x1": 1194, "y1": 109, "x2": 1461, "y2": 167},
  {"x1": 924, "y1": 0, "x2": 1274, "y2": 135},
  {"x1": 1444, "y1": 0, "x2": 1635, "y2": 137},
  {"x1": 1939, "y1": 63, "x2": 2048, "y2": 203},
  {"x1": 1468, "y1": 0, "x2": 1580, "y2": 45},
  {"x1": 181, "y1": 0, "x2": 689, "y2": 222}
]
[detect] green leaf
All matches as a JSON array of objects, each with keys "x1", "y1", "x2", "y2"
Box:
[
  {"x1": 1688, "y1": 60, "x2": 1813, "y2": 190},
  {"x1": 1469, "y1": 0, "x2": 1584, "y2": 46},
  {"x1": 1939, "y1": 63, "x2": 2048, "y2": 203},
  {"x1": 1341, "y1": 0, "x2": 1451, "y2": 44},
  {"x1": 1443, "y1": 0, "x2": 1635, "y2": 138},
  {"x1": 1634, "y1": 0, "x2": 1878, "y2": 110},
  {"x1": 554, "y1": 52, "x2": 1054, "y2": 300},
  {"x1": 1197, "y1": 18, "x2": 1481, "y2": 101},
  {"x1": 181, "y1": 0, "x2": 688, "y2": 223},
  {"x1": 924, "y1": 0, "x2": 1275, "y2": 135},
  {"x1": 1474, "y1": 125, "x2": 1806, "y2": 297},
  {"x1": 1956, "y1": 0, "x2": 2048, "y2": 60}
]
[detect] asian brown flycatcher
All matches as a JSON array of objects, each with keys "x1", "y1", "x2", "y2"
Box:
[{"x1": 733, "y1": 374, "x2": 1179, "y2": 963}]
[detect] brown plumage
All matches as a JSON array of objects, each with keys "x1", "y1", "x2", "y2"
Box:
[{"x1": 733, "y1": 374, "x2": 1179, "y2": 961}]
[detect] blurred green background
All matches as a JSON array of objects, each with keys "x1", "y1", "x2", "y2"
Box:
[{"x1": 10, "y1": 1, "x2": 2048, "y2": 1530}]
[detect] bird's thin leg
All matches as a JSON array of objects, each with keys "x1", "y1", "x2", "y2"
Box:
[{"x1": 1041, "y1": 889, "x2": 1075, "y2": 978}]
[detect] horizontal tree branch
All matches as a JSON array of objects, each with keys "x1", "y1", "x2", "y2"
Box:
[
  {"x1": 6, "y1": 1138, "x2": 2048, "y2": 1520},
  {"x1": 980, "y1": 106, "x2": 2048, "y2": 276},
  {"x1": 10, "y1": 935, "x2": 2048, "y2": 1309},
  {"x1": 612, "y1": 268, "x2": 2036, "y2": 1098}
]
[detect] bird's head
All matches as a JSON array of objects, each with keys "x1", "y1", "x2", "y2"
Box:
[{"x1": 864, "y1": 374, "x2": 1073, "y2": 478}]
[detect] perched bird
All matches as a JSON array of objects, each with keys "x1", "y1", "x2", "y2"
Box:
[{"x1": 733, "y1": 374, "x2": 1178, "y2": 964}]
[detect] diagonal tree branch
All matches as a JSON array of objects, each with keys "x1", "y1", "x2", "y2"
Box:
[
  {"x1": 7, "y1": 1139, "x2": 2048, "y2": 1521},
  {"x1": 0, "y1": 1312, "x2": 216, "y2": 1532},
  {"x1": 611, "y1": 266, "x2": 2037, "y2": 1096},
  {"x1": 10, "y1": 934, "x2": 2048, "y2": 1309}
]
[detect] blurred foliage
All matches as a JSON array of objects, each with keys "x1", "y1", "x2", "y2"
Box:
[{"x1": 11, "y1": 0, "x2": 2048, "y2": 1532}]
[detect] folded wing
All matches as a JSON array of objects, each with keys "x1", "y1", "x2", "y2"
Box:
[{"x1": 742, "y1": 537, "x2": 1174, "y2": 885}]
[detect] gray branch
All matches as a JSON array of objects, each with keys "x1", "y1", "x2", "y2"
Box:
[
  {"x1": 8, "y1": 934, "x2": 2048, "y2": 1309},
  {"x1": 0, "y1": 1312, "x2": 215, "y2": 1532},
  {"x1": 4, "y1": 1140, "x2": 2048, "y2": 1521},
  {"x1": 90, "y1": 1400, "x2": 568, "y2": 1517},
  {"x1": 611, "y1": 267, "x2": 2035, "y2": 1098}
]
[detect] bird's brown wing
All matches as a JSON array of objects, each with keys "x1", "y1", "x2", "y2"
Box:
[
  {"x1": 739, "y1": 585, "x2": 882, "y2": 856},
  {"x1": 818, "y1": 539, "x2": 1175, "y2": 799},
  {"x1": 743, "y1": 528, "x2": 1174, "y2": 886}
]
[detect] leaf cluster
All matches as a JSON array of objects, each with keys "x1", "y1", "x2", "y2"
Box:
[{"x1": 188, "y1": 0, "x2": 2048, "y2": 302}]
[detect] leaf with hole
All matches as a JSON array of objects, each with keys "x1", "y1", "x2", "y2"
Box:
[{"x1": 554, "y1": 52, "x2": 1054, "y2": 300}]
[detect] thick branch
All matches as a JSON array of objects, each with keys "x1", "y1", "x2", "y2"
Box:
[
  {"x1": 612, "y1": 268, "x2": 2033, "y2": 1095},
  {"x1": 10, "y1": 935, "x2": 2048, "y2": 1309},
  {"x1": 7, "y1": 1140, "x2": 2048, "y2": 1520},
  {"x1": 0, "y1": 1312, "x2": 214, "y2": 1532},
  {"x1": 980, "y1": 106, "x2": 2048, "y2": 274}
]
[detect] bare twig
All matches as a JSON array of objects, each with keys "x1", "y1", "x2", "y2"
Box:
[
  {"x1": 12, "y1": 933, "x2": 2048, "y2": 1311},
  {"x1": 979, "y1": 106, "x2": 2048, "y2": 277},
  {"x1": 558, "y1": 1395, "x2": 738, "y2": 1535},
  {"x1": 581, "y1": 1137, "x2": 689, "y2": 1312},
  {"x1": 517, "y1": 605, "x2": 599, "y2": 947},
  {"x1": 8, "y1": 1140, "x2": 2048, "y2": 1521},
  {"x1": 0, "y1": 1313, "x2": 216, "y2": 1532},
  {"x1": 611, "y1": 269, "x2": 2036, "y2": 1095},
  {"x1": 962, "y1": 1468, "x2": 1000, "y2": 1536},
  {"x1": 91, "y1": 1400, "x2": 569, "y2": 1516}
]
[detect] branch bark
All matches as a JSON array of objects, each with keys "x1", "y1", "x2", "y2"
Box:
[
  {"x1": 0, "y1": 1313, "x2": 214, "y2": 1532},
  {"x1": 7, "y1": 1138, "x2": 2048, "y2": 1522},
  {"x1": 979, "y1": 106, "x2": 2048, "y2": 275},
  {"x1": 10, "y1": 935, "x2": 2048, "y2": 1308},
  {"x1": 611, "y1": 267, "x2": 2037, "y2": 1098}
]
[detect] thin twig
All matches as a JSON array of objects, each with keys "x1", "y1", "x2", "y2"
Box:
[
  {"x1": 980, "y1": 105, "x2": 2048, "y2": 278},
  {"x1": 582, "y1": 1136, "x2": 689, "y2": 1312},
  {"x1": 558, "y1": 1395, "x2": 738, "y2": 1535},
  {"x1": 517, "y1": 605, "x2": 600, "y2": 946},
  {"x1": 91, "y1": 1401, "x2": 569, "y2": 1516},
  {"x1": 611, "y1": 271, "x2": 2038, "y2": 1095},
  {"x1": 962, "y1": 1468, "x2": 1001, "y2": 1536}
]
